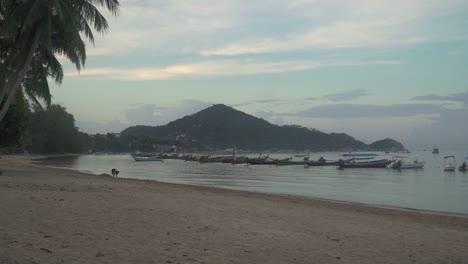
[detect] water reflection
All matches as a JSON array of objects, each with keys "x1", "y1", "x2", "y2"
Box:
[
  {"x1": 34, "y1": 151, "x2": 468, "y2": 214},
  {"x1": 33, "y1": 155, "x2": 81, "y2": 167}
]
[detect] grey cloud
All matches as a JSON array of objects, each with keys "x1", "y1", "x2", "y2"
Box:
[
  {"x1": 407, "y1": 108, "x2": 468, "y2": 150},
  {"x1": 76, "y1": 120, "x2": 128, "y2": 134},
  {"x1": 126, "y1": 100, "x2": 213, "y2": 126},
  {"x1": 322, "y1": 89, "x2": 371, "y2": 101},
  {"x1": 231, "y1": 97, "x2": 317, "y2": 108},
  {"x1": 254, "y1": 111, "x2": 285, "y2": 125},
  {"x1": 410, "y1": 91, "x2": 468, "y2": 107},
  {"x1": 231, "y1": 99, "x2": 279, "y2": 107},
  {"x1": 255, "y1": 111, "x2": 274, "y2": 121},
  {"x1": 286, "y1": 103, "x2": 443, "y2": 118},
  {"x1": 126, "y1": 104, "x2": 161, "y2": 125}
]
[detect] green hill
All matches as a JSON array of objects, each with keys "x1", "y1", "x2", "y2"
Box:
[
  {"x1": 369, "y1": 138, "x2": 405, "y2": 151},
  {"x1": 122, "y1": 104, "x2": 402, "y2": 151}
]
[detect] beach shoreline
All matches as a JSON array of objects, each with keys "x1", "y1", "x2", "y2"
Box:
[
  {"x1": 1, "y1": 155, "x2": 468, "y2": 263},
  {"x1": 30, "y1": 154, "x2": 468, "y2": 218}
]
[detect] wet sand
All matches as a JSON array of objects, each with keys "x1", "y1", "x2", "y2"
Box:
[{"x1": 1, "y1": 155, "x2": 467, "y2": 264}]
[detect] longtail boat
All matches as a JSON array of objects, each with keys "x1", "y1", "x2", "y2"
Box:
[
  {"x1": 304, "y1": 160, "x2": 338, "y2": 167},
  {"x1": 275, "y1": 160, "x2": 305, "y2": 166},
  {"x1": 231, "y1": 158, "x2": 249, "y2": 164},
  {"x1": 131, "y1": 153, "x2": 164, "y2": 162},
  {"x1": 342, "y1": 153, "x2": 378, "y2": 157},
  {"x1": 337, "y1": 159, "x2": 393, "y2": 169},
  {"x1": 249, "y1": 159, "x2": 277, "y2": 165},
  {"x1": 302, "y1": 156, "x2": 337, "y2": 167}
]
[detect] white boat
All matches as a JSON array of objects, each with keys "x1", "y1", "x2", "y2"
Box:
[
  {"x1": 131, "y1": 153, "x2": 164, "y2": 162},
  {"x1": 391, "y1": 159, "x2": 425, "y2": 169},
  {"x1": 459, "y1": 157, "x2": 468, "y2": 172},
  {"x1": 444, "y1": 156, "x2": 455, "y2": 171}
]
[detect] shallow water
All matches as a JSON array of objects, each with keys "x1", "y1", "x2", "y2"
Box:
[{"x1": 35, "y1": 151, "x2": 468, "y2": 214}]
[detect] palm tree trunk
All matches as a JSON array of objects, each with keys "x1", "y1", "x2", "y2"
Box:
[
  {"x1": 0, "y1": 68, "x2": 21, "y2": 106},
  {"x1": 0, "y1": 30, "x2": 41, "y2": 125}
]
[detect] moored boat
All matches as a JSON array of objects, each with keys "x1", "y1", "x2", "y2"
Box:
[
  {"x1": 132, "y1": 153, "x2": 164, "y2": 162},
  {"x1": 338, "y1": 158, "x2": 393, "y2": 169},
  {"x1": 199, "y1": 156, "x2": 231, "y2": 163},
  {"x1": 391, "y1": 159, "x2": 425, "y2": 169},
  {"x1": 305, "y1": 160, "x2": 338, "y2": 167},
  {"x1": 231, "y1": 158, "x2": 249, "y2": 164},
  {"x1": 304, "y1": 156, "x2": 338, "y2": 167},
  {"x1": 293, "y1": 154, "x2": 308, "y2": 158},
  {"x1": 458, "y1": 158, "x2": 467, "y2": 172},
  {"x1": 342, "y1": 153, "x2": 378, "y2": 157},
  {"x1": 443, "y1": 156, "x2": 455, "y2": 171},
  {"x1": 459, "y1": 165, "x2": 467, "y2": 172},
  {"x1": 275, "y1": 159, "x2": 305, "y2": 166},
  {"x1": 249, "y1": 158, "x2": 278, "y2": 165}
]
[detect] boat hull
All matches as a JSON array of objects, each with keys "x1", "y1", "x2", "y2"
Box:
[
  {"x1": 275, "y1": 160, "x2": 305, "y2": 166},
  {"x1": 338, "y1": 160, "x2": 393, "y2": 169},
  {"x1": 133, "y1": 156, "x2": 163, "y2": 161},
  {"x1": 392, "y1": 161, "x2": 425, "y2": 169},
  {"x1": 249, "y1": 160, "x2": 277, "y2": 165},
  {"x1": 305, "y1": 161, "x2": 338, "y2": 167}
]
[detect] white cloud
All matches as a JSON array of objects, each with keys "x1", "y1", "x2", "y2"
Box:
[
  {"x1": 76, "y1": 120, "x2": 128, "y2": 134},
  {"x1": 65, "y1": 59, "x2": 398, "y2": 80},
  {"x1": 201, "y1": 0, "x2": 467, "y2": 56},
  {"x1": 84, "y1": 0, "x2": 468, "y2": 57},
  {"x1": 323, "y1": 89, "x2": 371, "y2": 101},
  {"x1": 201, "y1": 20, "x2": 425, "y2": 56},
  {"x1": 126, "y1": 100, "x2": 213, "y2": 126}
]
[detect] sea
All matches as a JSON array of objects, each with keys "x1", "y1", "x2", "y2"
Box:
[{"x1": 34, "y1": 150, "x2": 468, "y2": 215}]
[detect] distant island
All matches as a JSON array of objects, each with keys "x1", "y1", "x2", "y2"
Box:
[{"x1": 122, "y1": 104, "x2": 405, "y2": 152}]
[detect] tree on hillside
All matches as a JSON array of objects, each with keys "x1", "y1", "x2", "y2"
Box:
[{"x1": 0, "y1": 0, "x2": 120, "y2": 124}]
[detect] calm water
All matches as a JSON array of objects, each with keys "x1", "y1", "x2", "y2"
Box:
[{"x1": 35, "y1": 151, "x2": 468, "y2": 215}]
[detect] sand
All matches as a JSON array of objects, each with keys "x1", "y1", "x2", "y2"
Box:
[{"x1": 1, "y1": 155, "x2": 467, "y2": 264}]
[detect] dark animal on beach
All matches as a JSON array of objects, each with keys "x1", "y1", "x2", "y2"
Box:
[
  {"x1": 111, "y1": 168, "x2": 116, "y2": 177},
  {"x1": 115, "y1": 170, "x2": 119, "y2": 177}
]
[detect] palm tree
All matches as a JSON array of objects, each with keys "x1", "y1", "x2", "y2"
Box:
[{"x1": 0, "y1": 0, "x2": 120, "y2": 124}]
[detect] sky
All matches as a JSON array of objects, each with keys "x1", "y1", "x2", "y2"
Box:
[{"x1": 50, "y1": 0, "x2": 468, "y2": 150}]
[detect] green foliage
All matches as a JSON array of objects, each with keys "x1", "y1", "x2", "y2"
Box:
[
  {"x1": 0, "y1": 92, "x2": 29, "y2": 147},
  {"x1": 369, "y1": 138, "x2": 405, "y2": 151},
  {"x1": 29, "y1": 104, "x2": 81, "y2": 153},
  {"x1": 1, "y1": 104, "x2": 406, "y2": 154},
  {"x1": 0, "y1": 0, "x2": 120, "y2": 124}
]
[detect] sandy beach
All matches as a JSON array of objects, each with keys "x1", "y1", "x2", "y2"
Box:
[{"x1": 1, "y1": 156, "x2": 467, "y2": 264}]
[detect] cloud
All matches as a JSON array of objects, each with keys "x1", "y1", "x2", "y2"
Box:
[
  {"x1": 410, "y1": 91, "x2": 468, "y2": 107},
  {"x1": 283, "y1": 114, "x2": 436, "y2": 144},
  {"x1": 201, "y1": 20, "x2": 425, "y2": 56},
  {"x1": 65, "y1": 60, "x2": 320, "y2": 80},
  {"x1": 85, "y1": 0, "x2": 248, "y2": 57},
  {"x1": 231, "y1": 97, "x2": 317, "y2": 107},
  {"x1": 200, "y1": 0, "x2": 468, "y2": 56},
  {"x1": 125, "y1": 100, "x2": 213, "y2": 126},
  {"x1": 85, "y1": 0, "x2": 468, "y2": 58},
  {"x1": 286, "y1": 103, "x2": 444, "y2": 118},
  {"x1": 323, "y1": 89, "x2": 371, "y2": 101},
  {"x1": 65, "y1": 60, "x2": 398, "y2": 80},
  {"x1": 76, "y1": 120, "x2": 128, "y2": 134},
  {"x1": 408, "y1": 108, "x2": 468, "y2": 150},
  {"x1": 254, "y1": 111, "x2": 285, "y2": 125}
]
